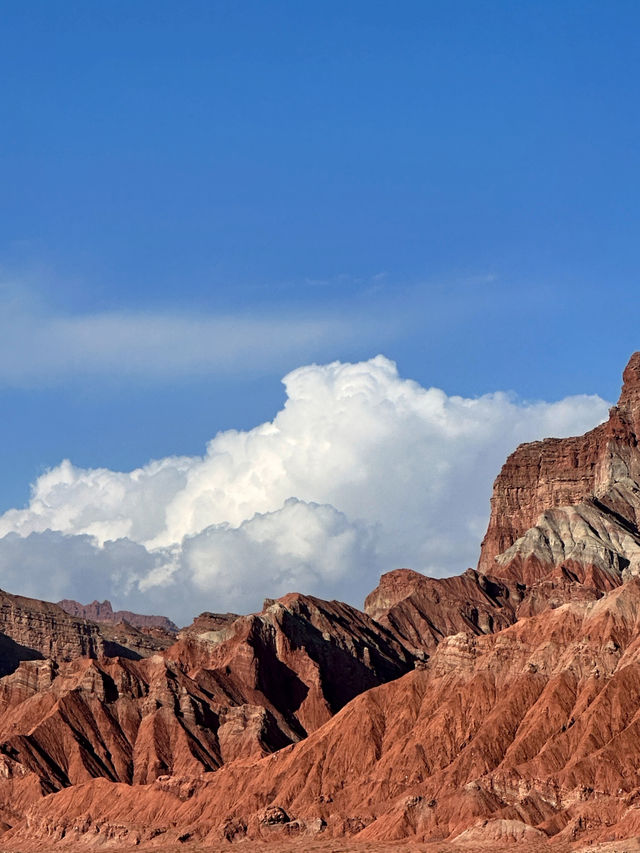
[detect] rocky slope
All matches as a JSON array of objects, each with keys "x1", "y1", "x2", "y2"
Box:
[
  {"x1": 2, "y1": 353, "x2": 640, "y2": 850},
  {"x1": 170, "y1": 592, "x2": 414, "y2": 737},
  {"x1": 0, "y1": 590, "x2": 417, "y2": 841},
  {"x1": 12, "y1": 578, "x2": 640, "y2": 848},
  {"x1": 0, "y1": 589, "x2": 105, "y2": 668}
]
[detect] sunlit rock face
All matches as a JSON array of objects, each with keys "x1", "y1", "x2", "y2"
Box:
[
  {"x1": 11, "y1": 579, "x2": 640, "y2": 849},
  {"x1": 364, "y1": 567, "x2": 521, "y2": 655},
  {"x1": 0, "y1": 588, "x2": 417, "y2": 837}
]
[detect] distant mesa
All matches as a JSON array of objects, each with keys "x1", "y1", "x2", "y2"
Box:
[{"x1": 57, "y1": 598, "x2": 179, "y2": 633}]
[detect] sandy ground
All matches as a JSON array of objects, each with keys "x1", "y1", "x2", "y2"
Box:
[{"x1": 5, "y1": 839, "x2": 638, "y2": 853}]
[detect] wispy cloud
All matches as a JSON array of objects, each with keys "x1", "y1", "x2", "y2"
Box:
[
  {"x1": 0, "y1": 269, "x2": 519, "y2": 387},
  {"x1": 0, "y1": 288, "x2": 388, "y2": 385}
]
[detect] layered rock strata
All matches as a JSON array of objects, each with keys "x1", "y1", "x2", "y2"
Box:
[
  {"x1": 479, "y1": 352, "x2": 640, "y2": 594},
  {"x1": 0, "y1": 589, "x2": 176, "y2": 675},
  {"x1": 0, "y1": 589, "x2": 105, "y2": 669},
  {"x1": 0, "y1": 589, "x2": 417, "y2": 840},
  {"x1": 172, "y1": 592, "x2": 414, "y2": 736}
]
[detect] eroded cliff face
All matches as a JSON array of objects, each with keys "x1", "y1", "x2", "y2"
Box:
[
  {"x1": 0, "y1": 589, "x2": 418, "y2": 840},
  {"x1": 0, "y1": 589, "x2": 105, "y2": 666},
  {"x1": 478, "y1": 352, "x2": 640, "y2": 590},
  {"x1": 171, "y1": 592, "x2": 414, "y2": 737}
]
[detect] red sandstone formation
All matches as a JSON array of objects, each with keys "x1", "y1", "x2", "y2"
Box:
[
  {"x1": 0, "y1": 589, "x2": 104, "y2": 670},
  {"x1": 171, "y1": 592, "x2": 414, "y2": 736},
  {"x1": 0, "y1": 588, "x2": 172, "y2": 670},
  {"x1": 179, "y1": 610, "x2": 239, "y2": 636},
  {"x1": 58, "y1": 598, "x2": 179, "y2": 633},
  {"x1": 479, "y1": 351, "x2": 640, "y2": 593},
  {"x1": 0, "y1": 590, "x2": 415, "y2": 838},
  {"x1": 2, "y1": 353, "x2": 640, "y2": 850},
  {"x1": 364, "y1": 567, "x2": 521, "y2": 655}
]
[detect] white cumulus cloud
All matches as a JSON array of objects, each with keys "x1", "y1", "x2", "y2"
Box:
[{"x1": 0, "y1": 356, "x2": 610, "y2": 624}]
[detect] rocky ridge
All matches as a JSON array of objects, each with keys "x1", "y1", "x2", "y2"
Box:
[
  {"x1": 364, "y1": 566, "x2": 522, "y2": 655},
  {"x1": 58, "y1": 598, "x2": 179, "y2": 633},
  {"x1": 0, "y1": 589, "x2": 417, "y2": 838}
]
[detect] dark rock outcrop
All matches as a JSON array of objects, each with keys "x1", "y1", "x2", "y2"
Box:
[{"x1": 171, "y1": 592, "x2": 414, "y2": 737}]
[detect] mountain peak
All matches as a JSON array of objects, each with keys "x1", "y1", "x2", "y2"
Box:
[{"x1": 619, "y1": 350, "x2": 640, "y2": 415}]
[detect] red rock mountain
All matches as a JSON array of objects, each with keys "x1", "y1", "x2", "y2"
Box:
[
  {"x1": 2, "y1": 353, "x2": 640, "y2": 851},
  {"x1": 364, "y1": 567, "x2": 521, "y2": 655},
  {"x1": 0, "y1": 589, "x2": 414, "y2": 837},
  {"x1": 14, "y1": 580, "x2": 640, "y2": 848},
  {"x1": 479, "y1": 350, "x2": 640, "y2": 587}
]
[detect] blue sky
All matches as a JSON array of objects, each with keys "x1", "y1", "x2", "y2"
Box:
[{"x1": 0, "y1": 2, "x2": 639, "y2": 614}]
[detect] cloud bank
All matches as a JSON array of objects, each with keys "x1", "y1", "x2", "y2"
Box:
[{"x1": 0, "y1": 356, "x2": 610, "y2": 624}]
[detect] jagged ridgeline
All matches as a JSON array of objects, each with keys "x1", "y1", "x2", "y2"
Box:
[{"x1": 0, "y1": 354, "x2": 639, "y2": 849}]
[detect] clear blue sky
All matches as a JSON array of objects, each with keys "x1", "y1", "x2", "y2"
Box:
[{"x1": 1, "y1": 0, "x2": 639, "y2": 511}]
